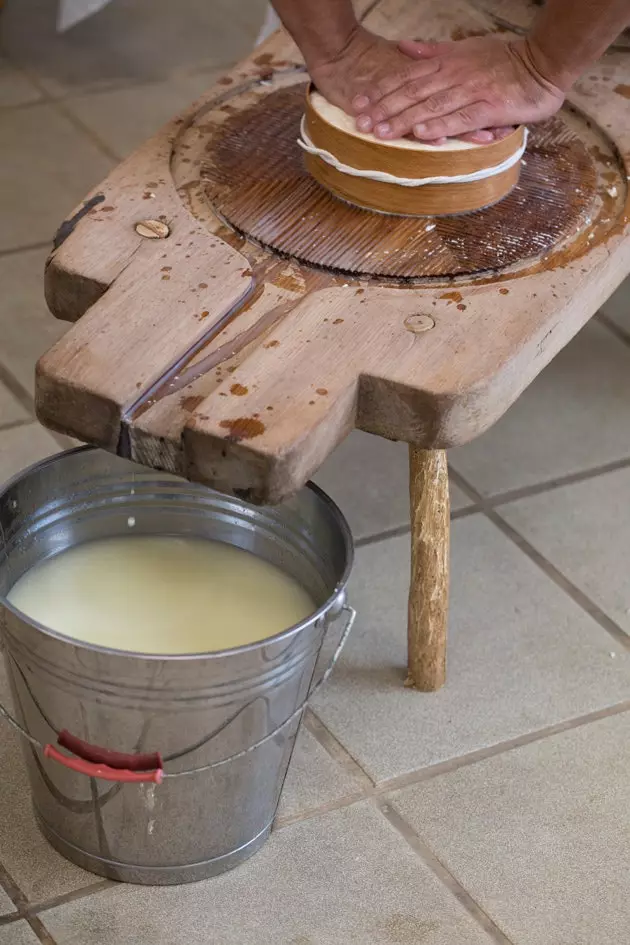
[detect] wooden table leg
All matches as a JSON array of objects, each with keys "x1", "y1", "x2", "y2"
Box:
[{"x1": 406, "y1": 447, "x2": 450, "y2": 692}]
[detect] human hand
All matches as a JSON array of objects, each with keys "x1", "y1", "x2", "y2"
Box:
[{"x1": 352, "y1": 36, "x2": 566, "y2": 142}]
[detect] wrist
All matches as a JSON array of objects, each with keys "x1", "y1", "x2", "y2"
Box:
[
  {"x1": 521, "y1": 34, "x2": 581, "y2": 93},
  {"x1": 303, "y1": 19, "x2": 362, "y2": 72}
]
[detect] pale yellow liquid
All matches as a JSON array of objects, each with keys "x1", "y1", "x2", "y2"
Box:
[{"x1": 7, "y1": 536, "x2": 315, "y2": 654}]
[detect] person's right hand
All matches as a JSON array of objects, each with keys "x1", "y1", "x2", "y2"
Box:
[{"x1": 308, "y1": 27, "x2": 508, "y2": 144}]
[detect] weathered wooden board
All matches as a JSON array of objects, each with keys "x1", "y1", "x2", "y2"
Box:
[{"x1": 38, "y1": 0, "x2": 630, "y2": 502}]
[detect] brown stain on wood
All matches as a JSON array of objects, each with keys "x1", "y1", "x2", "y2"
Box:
[
  {"x1": 315, "y1": 388, "x2": 328, "y2": 396},
  {"x1": 499, "y1": 287, "x2": 509, "y2": 295},
  {"x1": 181, "y1": 395, "x2": 204, "y2": 412},
  {"x1": 451, "y1": 26, "x2": 487, "y2": 40},
  {"x1": 614, "y1": 84, "x2": 630, "y2": 99},
  {"x1": 440, "y1": 291, "x2": 463, "y2": 303},
  {"x1": 201, "y1": 84, "x2": 598, "y2": 280},
  {"x1": 273, "y1": 270, "x2": 305, "y2": 293},
  {"x1": 219, "y1": 417, "x2": 265, "y2": 441},
  {"x1": 230, "y1": 383, "x2": 248, "y2": 395}
]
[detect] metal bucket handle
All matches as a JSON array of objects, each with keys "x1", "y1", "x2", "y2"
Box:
[{"x1": 0, "y1": 605, "x2": 356, "y2": 785}]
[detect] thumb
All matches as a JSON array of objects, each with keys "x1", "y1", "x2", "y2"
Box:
[{"x1": 398, "y1": 39, "x2": 448, "y2": 59}]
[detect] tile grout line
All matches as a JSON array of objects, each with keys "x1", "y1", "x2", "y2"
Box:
[
  {"x1": 4, "y1": 881, "x2": 117, "y2": 926},
  {"x1": 449, "y1": 468, "x2": 630, "y2": 650},
  {"x1": 9, "y1": 63, "x2": 122, "y2": 164},
  {"x1": 303, "y1": 710, "x2": 373, "y2": 786},
  {"x1": 376, "y1": 800, "x2": 516, "y2": 945},
  {"x1": 354, "y1": 454, "x2": 630, "y2": 552},
  {"x1": 0, "y1": 242, "x2": 53, "y2": 259},
  {"x1": 0, "y1": 363, "x2": 35, "y2": 417},
  {"x1": 49, "y1": 97, "x2": 123, "y2": 163},
  {"x1": 0, "y1": 361, "x2": 74, "y2": 451},
  {"x1": 25, "y1": 914, "x2": 58, "y2": 945},
  {"x1": 596, "y1": 311, "x2": 630, "y2": 349},
  {"x1": 274, "y1": 698, "x2": 630, "y2": 831},
  {"x1": 477, "y1": 454, "x2": 630, "y2": 508},
  {"x1": 0, "y1": 418, "x2": 35, "y2": 434}
]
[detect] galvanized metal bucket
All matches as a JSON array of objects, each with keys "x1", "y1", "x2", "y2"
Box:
[{"x1": 0, "y1": 447, "x2": 354, "y2": 885}]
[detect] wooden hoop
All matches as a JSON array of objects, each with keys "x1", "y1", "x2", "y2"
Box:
[{"x1": 304, "y1": 87, "x2": 526, "y2": 216}]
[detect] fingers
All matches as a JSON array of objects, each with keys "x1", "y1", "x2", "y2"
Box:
[
  {"x1": 458, "y1": 129, "x2": 495, "y2": 144},
  {"x1": 364, "y1": 75, "x2": 453, "y2": 132},
  {"x1": 351, "y1": 58, "x2": 439, "y2": 111},
  {"x1": 486, "y1": 125, "x2": 515, "y2": 140},
  {"x1": 398, "y1": 39, "x2": 449, "y2": 60},
  {"x1": 369, "y1": 88, "x2": 474, "y2": 140},
  {"x1": 411, "y1": 103, "x2": 491, "y2": 141}
]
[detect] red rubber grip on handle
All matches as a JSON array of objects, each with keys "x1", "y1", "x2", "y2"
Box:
[
  {"x1": 44, "y1": 744, "x2": 163, "y2": 784},
  {"x1": 57, "y1": 730, "x2": 162, "y2": 771}
]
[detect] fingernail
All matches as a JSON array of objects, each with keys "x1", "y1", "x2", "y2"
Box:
[
  {"x1": 413, "y1": 123, "x2": 427, "y2": 136},
  {"x1": 476, "y1": 130, "x2": 494, "y2": 142},
  {"x1": 353, "y1": 95, "x2": 370, "y2": 110},
  {"x1": 375, "y1": 122, "x2": 391, "y2": 137},
  {"x1": 356, "y1": 115, "x2": 373, "y2": 132}
]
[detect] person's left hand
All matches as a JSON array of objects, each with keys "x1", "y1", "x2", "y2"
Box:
[{"x1": 352, "y1": 35, "x2": 566, "y2": 141}]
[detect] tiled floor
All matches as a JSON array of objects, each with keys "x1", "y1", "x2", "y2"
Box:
[{"x1": 1, "y1": 2, "x2": 630, "y2": 943}]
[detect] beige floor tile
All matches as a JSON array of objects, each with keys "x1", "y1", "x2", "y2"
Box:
[
  {"x1": 315, "y1": 431, "x2": 471, "y2": 542},
  {"x1": 312, "y1": 515, "x2": 630, "y2": 781},
  {"x1": 0, "y1": 103, "x2": 112, "y2": 251},
  {"x1": 276, "y1": 724, "x2": 364, "y2": 822},
  {"x1": 0, "y1": 385, "x2": 29, "y2": 427},
  {"x1": 0, "y1": 887, "x2": 16, "y2": 918},
  {"x1": 0, "y1": 248, "x2": 68, "y2": 393},
  {"x1": 43, "y1": 802, "x2": 495, "y2": 945},
  {"x1": 0, "y1": 922, "x2": 41, "y2": 944},
  {"x1": 1, "y1": 0, "x2": 267, "y2": 98},
  {"x1": 391, "y1": 711, "x2": 630, "y2": 945},
  {"x1": 0, "y1": 424, "x2": 60, "y2": 484},
  {"x1": 0, "y1": 57, "x2": 42, "y2": 107},
  {"x1": 450, "y1": 321, "x2": 630, "y2": 496},
  {"x1": 600, "y1": 275, "x2": 630, "y2": 334},
  {"x1": 0, "y1": 663, "x2": 95, "y2": 902},
  {"x1": 501, "y1": 466, "x2": 630, "y2": 636},
  {"x1": 63, "y1": 71, "x2": 223, "y2": 160}
]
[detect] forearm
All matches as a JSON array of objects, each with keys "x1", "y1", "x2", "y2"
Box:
[
  {"x1": 270, "y1": 0, "x2": 358, "y2": 68},
  {"x1": 528, "y1": 0, "x2": 630, "y2": 89}
]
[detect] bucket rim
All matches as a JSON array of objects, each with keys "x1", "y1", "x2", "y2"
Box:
[{"x1": 0, "y1": 445, "x2": 354, "y2": 662}]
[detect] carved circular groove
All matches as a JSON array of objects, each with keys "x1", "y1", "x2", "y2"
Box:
[{"x1": 200, "y1": 83, "x2": 619, "y2": 281}]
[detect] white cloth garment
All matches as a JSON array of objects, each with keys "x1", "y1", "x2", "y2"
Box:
[{"x1": 57, "y1": 0, "x2": 113, "y2": 32}]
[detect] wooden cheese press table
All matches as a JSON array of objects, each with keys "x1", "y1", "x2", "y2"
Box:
[{"x1": 37, "y1": 0, "x2": 630, "y2": 691}]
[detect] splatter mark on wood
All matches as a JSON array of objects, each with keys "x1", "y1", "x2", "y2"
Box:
[
  {"x1": 181, "y1": 395, "x2": 204, "y2": 412},
  {"x1": 219, "y1": 418, "x2": 265, "y2": 440},
  {"x1": 230, "y1": 383, "x2": 248, "y2": 396},
  {"x1": 440, "y1": 291, "x2": 463, "y2": 304}
]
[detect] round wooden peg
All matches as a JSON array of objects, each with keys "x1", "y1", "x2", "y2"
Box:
[{"x1": 135, "y1": 219, "x2": 170, "y2": 239}]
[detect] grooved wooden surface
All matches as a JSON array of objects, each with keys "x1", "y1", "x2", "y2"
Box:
[{"x1": 202, "y1": 83, "x2": 599, "y2": 279}]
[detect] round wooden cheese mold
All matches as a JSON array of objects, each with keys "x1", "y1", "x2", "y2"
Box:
[
  {"x1": 197, "y1": 79, "x2": 625, "y2": 281},
  {"x1": 302, "y1": 87, "x2": 526, "y2": 216}
]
